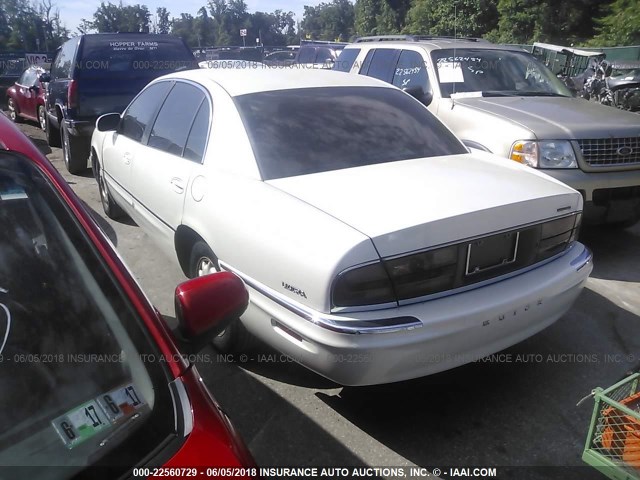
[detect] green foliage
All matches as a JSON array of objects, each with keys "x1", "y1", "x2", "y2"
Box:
[
  {"x1": 355, "y1": 0, "x2": 411, "y2": 35},
  {"x1": 492, "y1": 0, "x2": 612, "y2": 44},
  {"x1": 0, "y1": 0, "x2": 68, "y2": 51},
  {"x1": 155, "y1": 7, "x2": 171, "y2": 34},
  {"x1": 588, "y1": 0, "x2": 640, "y2": 46},
  {"x1": 404, "y1": 0, "x2": 498, "y2": 37},
  {"x1": 80, "y1": 1, "x2": 151, "y2": 33},
  {"x1": 300, "y1": 0, "x2": 355, "y2": 41}
]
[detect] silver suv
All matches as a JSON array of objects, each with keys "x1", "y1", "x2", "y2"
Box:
[{"x1": 336, "y1": 35, "x2": 640, "y2": 227}]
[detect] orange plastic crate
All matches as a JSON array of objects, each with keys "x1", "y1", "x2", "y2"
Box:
[{"x1": 602, "y1": 391, "x2": 640, "y2": 468}]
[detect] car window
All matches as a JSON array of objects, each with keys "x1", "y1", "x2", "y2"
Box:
[
  {"x1": 334, "y1": 48, "x2": 360, "y2": 72},
  {"x1": 236, "y1": 86, "x2": 467, "y2": 180},
  {"x1": 75, "y1": 36, "x2": 197, "y2": 79},
  {"x1": 183, "y1": 100, "x2": 210, "y2": 163},
  {"x1": 392, "y1": 50, "x2": 430, "y2": 93},
  {"x1": 120, "y1": 82, "x2": 172, "y2": 142},
  {"x1": 297, "y1": 47, "x2": 316, "y2": 64},
  {"x1": 51, "y1": 39, "x2": 77, "y2": 79},
  {"x1": 315, "y1": 47, "x2": 336, "y2": 64},
  {"x1": 364, "y1": 49, "x2": 400, "y2": 83},
  {"x1": 0, "y1": 151, "x2": 176, "y2": 477},
  {"x1": 431, "y1": 48, "x2": 572, "y2": 98},
  {"x1": 148, "y1": 82, "x2": 205, "y2": 157}
]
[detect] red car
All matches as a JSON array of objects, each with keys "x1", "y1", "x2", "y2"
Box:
[
  {"x1": 6, "y1": 64, "x2": 49, "y2": 131},
  {"x1": 0, "y1": 113, "x2": 256, "y2": 477}
]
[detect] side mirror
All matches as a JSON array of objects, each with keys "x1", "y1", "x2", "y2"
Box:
[
  {"x1": 96, "y1": 112, "x2": 121, "y2": 132},
  {"x1": 39, "y1": 73, "x2": 51, "y2": 83},
  {"x1": 29, "y1": 85, "x2": 39, "y2": 93},
  {"x1": 403, "y1": 86, "x2": 433, "y2": 107},
  {"x1": 174, "y1": 271, "x2": 249, "y2": 352}
]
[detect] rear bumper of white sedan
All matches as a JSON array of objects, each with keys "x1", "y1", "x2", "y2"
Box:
[{"x1": 235, "y1": 242, "x2": 592, "y2": 386}]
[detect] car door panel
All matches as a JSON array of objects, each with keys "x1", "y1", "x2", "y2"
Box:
[{"x1": 128, "y1": 82, "x2": 207, "y2": 250}]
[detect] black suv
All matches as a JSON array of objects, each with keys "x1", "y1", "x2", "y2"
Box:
[{"x1": 44, "y1": 33, "x2": 198, "y2": 174}]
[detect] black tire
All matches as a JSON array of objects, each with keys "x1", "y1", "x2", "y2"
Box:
[
  {"x1": 7, "y1": 98, "x2": 21, "y2": 123},
  {"x1": 61, "y1": 123, "x2": 89, "y2": 174},
  {"x1": 37, "y1": 105, "x2": 47, "y2": 132},
  {"x1": 188, "y1": 241, "x2": 253, "y2": 353},
  {"x1": 46, "y1": 114, "x2": 61, "y2": 147},
  {"x1": 96, "y1": 156, "x2": 125, "y2": 220}
]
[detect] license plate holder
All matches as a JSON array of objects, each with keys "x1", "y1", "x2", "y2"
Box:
[{"x1": 465, "y1": 231, "x2": 519, "y2": 276}]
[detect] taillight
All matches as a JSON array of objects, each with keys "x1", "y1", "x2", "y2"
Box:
[
  {"x1": 385, "y1": 245, "x2": 458, "y2": 300},
  {"x1": 67, "y1": 80, "x2": 78, "y2": 109},
  {"x1": 332, "y1": 262, "x2": 395, "y2": 307},
  {"x1": 536, "y1": 213, "x2": 581, "y2": 261}
]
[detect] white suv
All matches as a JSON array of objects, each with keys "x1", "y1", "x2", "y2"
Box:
[{"x1": 336, "y1": 35, "x2": 640, "y2": 228}]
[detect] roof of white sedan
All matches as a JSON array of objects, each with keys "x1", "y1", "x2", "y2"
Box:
[{"x1": 159, "y1": 67, "x2": 391, "y2": 97}]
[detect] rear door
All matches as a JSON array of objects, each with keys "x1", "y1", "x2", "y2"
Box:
[
  {"x1": 359, "y1": 48, "x2": 401, "y2": 83},
  {"x1": 130, "y1": 81, "x2": 210, "y2": 248},
  {"x1": 101, "y1": 81, "x2": 173, "y2": 210}
]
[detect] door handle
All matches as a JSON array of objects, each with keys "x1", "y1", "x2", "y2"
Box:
[
  {"x1": 123, "y1": 152, "x2": 132, "y2": 165},
  {"x1": 170, "y1": 177, "x2": 185, "y2": 193}
]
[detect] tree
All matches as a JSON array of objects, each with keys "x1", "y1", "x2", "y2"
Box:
[
  {"x1": 171, "y1": 13, "x2": 198, "y2": 46},
  {"x1": 155, "y1": 7, "x2": 171, "y2": 34},
  {"x1": 0, "y1": 0, "x2": 68, "y2": 51},
  {"x1": 404, "y1": 0, "x2": 498, "y2": 38},
  {"x1": 300, "y1": 0, "x2": 355, "y2": 41},
  {"x1": 491, "y1": 0, "x2": 610, "y2": 44},
  {"x1": 588, "y1": 0, "x2": 640, "y2": 46},
  {"x1": 355, "y1": 0, "x2": 410, "y2": 35},
  {"x1": 88, "y1": 2, "x2": 151, "y2": 33}
]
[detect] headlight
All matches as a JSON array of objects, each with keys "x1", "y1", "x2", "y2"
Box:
[{"x1": 510, "y1": 140, "x2": 578, "y2": 168}]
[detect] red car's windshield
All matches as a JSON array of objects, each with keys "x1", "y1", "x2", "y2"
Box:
[{"x1": 0, "y1": 151, "x2": 178, "y2": 477}]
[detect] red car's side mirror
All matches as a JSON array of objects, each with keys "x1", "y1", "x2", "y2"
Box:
[{"x1": 174, "y1": 272, "x2": 249, "y2": 351}]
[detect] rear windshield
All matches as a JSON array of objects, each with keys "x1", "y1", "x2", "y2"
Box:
[
  {"x1": 75, "y1": 36, "x2": 197, "y2": 78},
  {"x1": 235, "y1": 86, "x2": 467, "y2": 180}
]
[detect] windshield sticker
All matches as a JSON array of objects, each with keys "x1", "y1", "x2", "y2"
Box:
[
  {"x1": 52, "y1": 383, "x2": 146, "y2": 448},
  {"x1": 437, "y1": 61, "x2": 464, "y2": 83},
  {"x1": 97, "y1": 384, "x2": 146, "y2": 422},
  {"x1": 0, "y1": 184, "x2": 28, "y2": 201},
  {"x1": 0, "y1": 302, "x2": 10, "y2": 357},
  {"x1": 52, "y1": 400, "x2": 111, "y2": 448}
]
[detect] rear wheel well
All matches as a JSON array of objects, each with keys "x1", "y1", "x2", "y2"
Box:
[{"x1": 175, "y1": 226, "x2": 208, "y2": 277}]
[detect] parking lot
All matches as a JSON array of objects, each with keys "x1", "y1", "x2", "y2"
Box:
[{"x1": 12, "y1": 117, "x2": 640, "y2": 479}]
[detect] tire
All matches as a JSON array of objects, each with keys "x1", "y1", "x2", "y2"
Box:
[
  {"x1": 46, "y1": 114, "x2": 61, "y2": 147},
  {"x1": 7, "y1": 98, "x2": 21, "y2": 123},
  {"x1": 61, "y1": 123, "x2": 89, "y2": 174},
  {"x1": 96, "y1": 156, "x2": 124, "y2": 220},
  {"x1": 188, "y1": 241, "x2": 253, "y2": 353},
  {"x1": 38, "y1": 105, "x2": 47, "y2": 131}
]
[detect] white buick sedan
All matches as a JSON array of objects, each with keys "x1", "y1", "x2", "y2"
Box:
[{"x1": 91, "y1": 69, "x2": 592, "y2": 386}]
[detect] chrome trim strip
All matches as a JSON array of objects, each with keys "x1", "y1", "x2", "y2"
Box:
[
  {"x1": 570, "y1": 245, "x2": 593, "y2": 272},
  {"x1": 168, "y1": 378, "x2": 193, "y2": 437},
  {"x1": 219, "y1": 261, "x2": 422, "y2": 335}
]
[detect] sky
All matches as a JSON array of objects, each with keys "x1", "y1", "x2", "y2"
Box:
[{"x1": 58, "y1": 0, "x2": 309, "y2": 35}]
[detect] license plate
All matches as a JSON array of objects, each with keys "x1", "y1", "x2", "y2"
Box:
[{"x1": 465, "y1": 231, "x2": 519, "y2": 276}]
